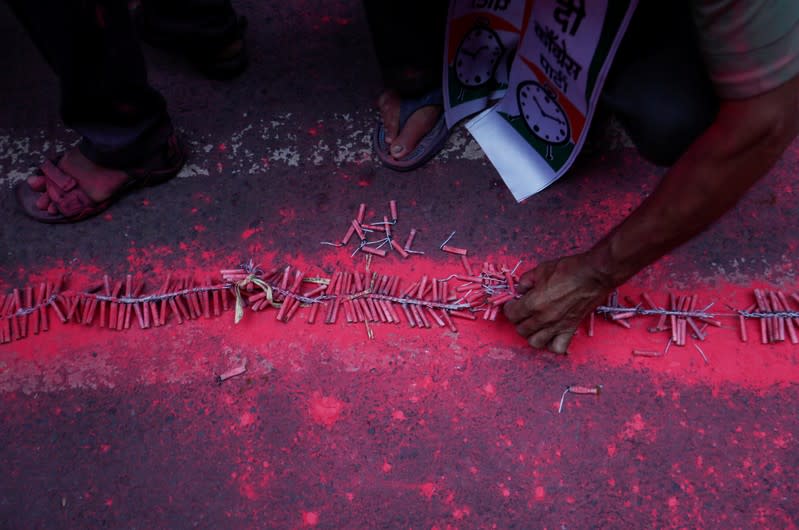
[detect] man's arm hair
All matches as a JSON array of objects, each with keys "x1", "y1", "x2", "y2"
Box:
[{"x1": 586, "y1": 75, "x2": 799, "y2": 287}]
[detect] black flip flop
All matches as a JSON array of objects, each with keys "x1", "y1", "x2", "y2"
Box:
[{"x1": 373, "y1": 89, "x2": 451, "y2": 172}]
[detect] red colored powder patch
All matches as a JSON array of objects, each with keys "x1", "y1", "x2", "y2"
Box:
[
  {"x1": 239, "y1": 482, "x2": 257, "y2": 501},
  {"x1": 419, "y1": 482, "x2": 436, "y2": 499},
  {"x1": 278, "y1": 208, "x2": 296, "y2": 224},
  {"x1": 239, "y1": 412, "x2": 256, "y2": 427},
  {"x1": 241, "y1": 228, "x2": 262, "y2": 240},
  {"x1": 308, "y1": 393, "x2": 344, "y2": 428},
  {"x1": 621, "y1": 413, "x2": 647, "y2": 439},
  {"x1": 302, "y1": 511, "x2": 319, "y2": 526}
]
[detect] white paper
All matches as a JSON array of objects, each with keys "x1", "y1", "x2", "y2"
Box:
[
  {"x1": 443, "y1": 0, "x2": 527, "y2": 128},
  {"x1": 465, "y1": 0, "x2": 638, "y2": 201}
]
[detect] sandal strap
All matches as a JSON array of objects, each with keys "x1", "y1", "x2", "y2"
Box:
[
  {"x1": 398, "y1": 89, "x2": 445, "y2": 129},
  {"x1": 40, "y1": 160, "x2": 96, "y2": 217},
  {"x1": 40, "y1": 160, "x2": 77, "y2": 193}
]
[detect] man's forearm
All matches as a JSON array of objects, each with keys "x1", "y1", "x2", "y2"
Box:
[{"x1": 586, "y1": 79, "x2": 799, "y2": 287}]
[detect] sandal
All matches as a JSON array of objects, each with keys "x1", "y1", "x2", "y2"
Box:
[
  {"x1": 373, "y1": 89, "x2": 451, "y2": 172},
  {"x1": 15, "y1": 134, "x2": 186, "y2": 224}
]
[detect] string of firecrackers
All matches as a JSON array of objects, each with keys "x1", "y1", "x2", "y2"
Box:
[
  {"x1": 5, "y1": 278, "x2": 792, "y2": 417},
  {"x1": 0, "y1": 191, "x2": 797, "y2": 349},
  {"x1": 0, "y1": 264, "x2": 796, "y2": 345},
  {"x1": 0, "y1": 202, "x2": 519, "y2": 342},
  {"x1": 585, "y1": 288, "x2": 799, "y2": 364},
  {"x1": 2, "y1": 266, "x2": 799, "y2": 348},
  {"x1": 0, "y1": 273, "x2": 236, "y2": 343},
  {"x1": 0, "y1": 250, "x2": 524, "y2": 344},
  {"x1": 222, "y1": 253, "x2": 522, "y2": 340},
  {"x1": 559, "y1": 289, "x2": 799, "y2": 413}
]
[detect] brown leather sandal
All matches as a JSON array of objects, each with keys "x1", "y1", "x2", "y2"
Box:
[{"x1": 15, "y1": 135, "x2": 186, "y2": 224}]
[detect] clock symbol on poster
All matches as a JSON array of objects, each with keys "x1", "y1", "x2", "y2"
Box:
[
  {"x1": 517, "y1": 81, "x2": 570, "y2": 159},
  {"x1": 454, "y1": 21, "x2": 504, "y2": 87}
]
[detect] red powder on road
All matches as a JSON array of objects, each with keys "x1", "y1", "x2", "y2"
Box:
[{"x1": 308, "y1": 393, "x2": 344, "y2": 428}]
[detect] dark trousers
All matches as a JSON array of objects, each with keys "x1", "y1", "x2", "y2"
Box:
[
  {"x1": 364, "y1": 1, "x2": 718, "y2": 167},
  {"x1": 7, "y1": 0, "x2": 238, "y2": 168},
  {"x1": 601, "y1": 1, "x2": 718, "y2": 166},
  {"x1": 363, "y1": 0, "x2": 449, "y2": 97}
]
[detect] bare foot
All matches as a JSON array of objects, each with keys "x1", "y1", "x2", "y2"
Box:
[
  {"x1": 376, "y1": 89, "x2": 443, "y2": 160},
  {"x1": 26, "y1": 149, "x2": 129, "y2": 214}
]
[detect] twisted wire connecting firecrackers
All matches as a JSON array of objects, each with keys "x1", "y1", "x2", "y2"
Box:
[
  {"x1": 1, "y1": 274, "x2": 472, "y2": 319},
  {"x1": 6, "y1": 283, "x2": 799, "y2": 324},
  {"x1": 229, "y1": 273, "x2": 471, "y2": 308},
  {"x1": 593, "y1": 288, "x2": 799, "y2": 351},
  {"x1": 3, "y1": 261, "x2": 799, "y2": 347},
  {"x1": 594, "y1": 305, "x2": 724, "y2": 320},
  {"x1": 737, "y1": 309, "x2": 799, "y2": 319},
  {"x1": 4, "y1": 282, "x2": 799, "y2": 323},
  {"x1": 227, "y1": 265, "x2": 490, "y2": 329},
  {"x1": 0, "y1": 257, "x2": 525, "y2": 344},
  {"x1": 4, "y1": 293, "x2": 59, "y2": 319},
  {"x1": 71, "y1": 285, "x2": 224, "y2": 305}
]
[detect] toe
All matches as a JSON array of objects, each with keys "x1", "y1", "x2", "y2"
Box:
[
  {"x1": 27, "y1": 175, "x2": 46, "y2": 191},
  {"x1": 46, "y1": 181, "x2": 63, "y2": 203},
  {"x1": 35, "y1": 192, "x2": 51, "y2": 211},
  {"x1": 390, "y1": 105, "x2": 442, "y2": 160}
]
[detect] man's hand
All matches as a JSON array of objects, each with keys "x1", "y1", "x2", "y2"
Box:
[
  {"x1": 504, "y1": 253, "x2": 613, "y2": 354},
  {"x1": 505, "y1": 76, "x2": 799, "y2": 355}
]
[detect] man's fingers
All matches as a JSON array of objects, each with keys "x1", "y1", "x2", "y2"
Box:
[
  {"x1": 505, "y1": 295, "x2": 539, "y2": 324},
  {"x1": 528, "y1": 328, "x2": 556, "y2": 350},
  {"x1": 515, "y1": 317, "x2": 541, "y2": 339},
  {"x1": 35, "y1": 192, "x2": 51, "y2": 211},
  {"x1": 516, "y1": 274, "x2": 535, "y2": 295},
  {"x1": 505, "y1": 255, "x2": 606, "y2": 352},
  {"x1": 547, "y1": 329, "x2": 575, "y2": 354},
  {"x1": 503, "y1": 298, "x2": 527, "y2": 323},
  {"x1": 27, "y1": 175, "x2": 46, "y2": 191}
]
